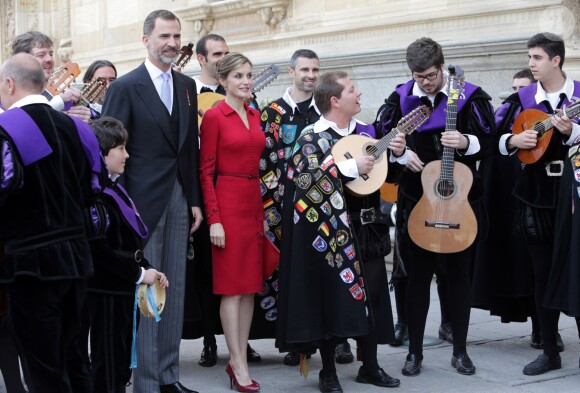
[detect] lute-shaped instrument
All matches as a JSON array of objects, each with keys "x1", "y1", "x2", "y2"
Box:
[
  {"x1": 513, "y1": 100, "x2": 580, "y2": 164},
  {"x1": 331, "y1": 105, "x2": 431, "y2": 196}
]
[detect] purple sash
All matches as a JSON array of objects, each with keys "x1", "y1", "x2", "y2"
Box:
[
  {"x1": 0, "y1": 107, "x2": 53, "y2": 165},
  {"x1": 69, "y1": 116, "x2": 104, "y2": 193},
  {"x1": 355, "y1": 122, "x2": 376, "y2": 138},
  {"x1": 518, "y1": 81, "x2": 580, "y2": 112},
  {"x1": 396, "y1": 79, "x2": 479, "y2": 132},
  {"x1": 103, "y1": 184, "x2": 149, "y2": 238}
]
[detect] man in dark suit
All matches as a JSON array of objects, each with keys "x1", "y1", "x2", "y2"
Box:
[
  {"x1": 101, "y1": 9, "x2": 202, "y2": 393},
  {"x1": 0, "y1": 53, "x2": 101, "y2": 393}
]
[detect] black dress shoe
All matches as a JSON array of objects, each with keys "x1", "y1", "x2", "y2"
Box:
[
  {"x1": 284, "y1": 352, "x2": 300, "y2": 366},
  {"x1": 530, "y1": 331, "x2": 542, "y2": 349},
  {"x1": 390, "y1": 322, "x2": 408, "y2": 347},
  {"x1": 530, "y1": 332, "x2": 565, "y2": 352},
  {"x1": 401, "y1": 353, "x2": 422, "y2": 376},
  {"x1": 199, "y1": 345, "x2": 217, "y2": 367},
  {"x1": 318, "y1": 370, "x2": 343, "y2": 392},
  {"x1": 334, "y1": 341, "x2": 354, "y2": 364},
  {"x1": 451, "y1": 352, "x2": 476, "y2": 375},
  {"x1": 523, "y1": 353, "x2": 561, "y2": 375},
  {"x1": 356, "y1": 366, "x2": 401, "y2": 387},
  {"x1": 438, "y1": 322, "x2": 453, "y2": 343},
  {"x1": 247, "y1": 344, "x2": 261, "y2": 362},
  {"x1": 159, "y1": 382, "x2": 198, "y2": 393}
]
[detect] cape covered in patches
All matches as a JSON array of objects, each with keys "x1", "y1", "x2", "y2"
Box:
[{"x1": 276, "y1": 124, "x2": 370, "y2": 352}]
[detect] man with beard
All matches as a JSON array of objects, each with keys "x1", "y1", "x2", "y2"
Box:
[
  {"x1": 259, "y1": 49, "x2": 333, "y2": 366},
  {"x1": 194, "y1": 34, "x2": 229, "y2": 95},
  {"x1": 377, "y1": 37, "x2": 495, "y2": 376},
  {"x1": 102, "y1": 9, "x2": 203, "y2": 393},
  {"x1": 11, "y1": 31, "x2": 92, "y2": 122}
]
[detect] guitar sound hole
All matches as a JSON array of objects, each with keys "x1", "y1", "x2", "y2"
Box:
[
  {"x1": 435, "y1": 179, "x2": 455, "y2": 199},
  {"x1": 364, "y1": 143, "x2": 379, "y2": 159}
]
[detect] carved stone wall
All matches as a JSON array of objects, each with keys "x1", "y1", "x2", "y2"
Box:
[{"x1": 1, "y1": 0, "x2": 579, "y2": 121}]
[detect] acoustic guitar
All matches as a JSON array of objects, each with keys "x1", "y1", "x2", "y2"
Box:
[
  {"x1": 78, "y1": 77, "x2": 107, "y2": 107},
  {"x1": 174, "y1": 43, "x2": 194, "y2": 69},
  {"x1": 331, "y1": 105, "x2": 431, "y2": 196},
  {"x1": 197, "y1": 64, "x2": 280, "y2": 122},
  {"x1": 45, "y1": 61, "x2": 81, "y2": 97},
  {"x1": 407, "y1": 65, "x2": 478, "y2": 254},
  {"x1": 513, "y1": 101, "x2": 580, "y2": 164}
]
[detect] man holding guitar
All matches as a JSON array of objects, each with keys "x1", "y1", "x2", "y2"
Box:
[
  {"x1": 495, "y1": 32, "x2": 580, "y2": 376},
  {"x1": 11, "y1": 31, "x2": 92, "y2": 122},
  {"x1": 277, "y1": 71, "x2": 404, "y2": 391},
  {"x1": 377, "y1": 37, "x2": 495, "y2": 377}
]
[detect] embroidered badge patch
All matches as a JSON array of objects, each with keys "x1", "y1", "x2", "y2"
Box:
[
  {"x1": 340, "y1": 268, "x2": 355, "y2": 284},
  {"x1": 282, "y1": 124, "x2": 298, "y2": 144},
  {"x1": 306, "y1": 207, "x2": 319, "y2": 222},
  {"x1": 312, "y1": 235, "x2": 327, "y2": 252}
]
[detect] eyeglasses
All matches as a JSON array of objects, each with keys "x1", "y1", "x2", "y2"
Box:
[{"x1": 413, "y1": 69, "x2": 439, "y2": 82}]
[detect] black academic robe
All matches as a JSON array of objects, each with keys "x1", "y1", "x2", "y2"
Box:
[{"x1": 276, "y1": 126, "x2": 370, "y2": 352}]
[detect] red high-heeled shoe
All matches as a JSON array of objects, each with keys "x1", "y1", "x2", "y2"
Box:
[{"x1": 225, "y1": 361, "x2": 260, "y2": 392}]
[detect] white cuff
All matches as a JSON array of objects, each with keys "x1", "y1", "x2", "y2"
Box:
[
  {"x1": 389, "y1": 149, "x2": 409, "y2": 165},
  {"x1": 458, "y1": 135, "x2": 480, "y2": 156},
  {"x1": 136, "y1": 267, "x2": 146, "y2": 285},
  {"x1": 565, "y1": 123, "x2": 580, "y2": 145},
  {"x1": 49, "y1": 95, "x2": 65, "y2": 111},
  {"x1": 336, "y1": 158, "x2": 360, "y2": 179},
  {"x1": 499, "y1": 133, "x2": 517, "y2": 156}
]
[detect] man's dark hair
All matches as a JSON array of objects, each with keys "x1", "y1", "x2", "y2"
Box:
[
  {"x1": 314, "y1": 71, "x2": 348, "y2": 115},
  {"x1": 83, "y1": 60, "x2": 117, "y2": 83},
  {"x1": 513, "y1": 68, "x2": 534, "y2": 82},
  {"x1": 195, "y1": 34, "x2": 226, "y2": 58},
  {"x1": 405, "y1": 37, "x2": 445, "y2": 73},
  {"x1": 527, "y1": 32, "x2": 565, "y2": 69},
  {"x1": 90, "y1": 116, "x2": 129, "y2": 156},
  {"x1": 143, "y1": 9, "x2": 180, "y2": 36},
  {"x1": 290, "y1": 49, "x2": 319, "y2": 69},
  {"x1": 11, "y1": 31, "x2": 53, "y2": 55}
]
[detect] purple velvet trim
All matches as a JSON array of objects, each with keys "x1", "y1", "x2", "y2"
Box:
[
  {"x1": 1, "y1": 141, "x2": 15, "y2": 191},
  {"x1": 355, "y1": 123, "x2": 376, "y2": 138},
  {"x1": 0, "y1": 107, "x2": 53, "y2": 165},
  {"x1": 495, "y1": 102, "x2": 522, "y2": 133},
  {"x1": 396, "y1": 79, "x2": 480, "y2": 133},
  {"x1": 518, "y1": 81, "x2": 580, "y2": 112},
  {"x1": 90, "y1": 205, "x2": 101, "y2": 234},
  {"x1": 69, "y1": 115, "x2": 104, "y2": 193},
  {"x1": 64, "y1": 101, "x2": 74, "y2": 111},
  {"x1": 103, "y1": 184, "x2": 149, "y2": 238}
]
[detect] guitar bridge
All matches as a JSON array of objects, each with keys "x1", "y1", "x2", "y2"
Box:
[{"x1": 425, "y1": 221, "x2": 460, "y2": 229}]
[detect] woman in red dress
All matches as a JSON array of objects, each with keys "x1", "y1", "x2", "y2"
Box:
[{"x1": 199, "y1": 52, "x2": 265, "y2": 392}]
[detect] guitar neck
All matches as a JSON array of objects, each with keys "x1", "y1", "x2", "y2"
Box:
[
  {"x1": 536, "y1": 100, "x2": 580, "y2": 134},
  {"x1": 441, "y1": 99, "x2": 459, "y2": 180}
]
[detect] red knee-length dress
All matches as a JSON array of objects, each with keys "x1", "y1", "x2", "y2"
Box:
[{"x1": 199, "y1": 100, "x2": 266, "y2": 295}]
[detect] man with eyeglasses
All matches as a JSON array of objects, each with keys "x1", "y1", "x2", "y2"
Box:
[{"x1": 376, "y1": 37, "x2": 495, "y2": 377}]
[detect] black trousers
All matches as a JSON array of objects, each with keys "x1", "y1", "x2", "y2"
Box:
[
  {"x1": 526, "y1": 242, "x2": 560, "y2": 357},
  {"x1": 404, "y1": 242, "x2": 473, "y2": 357},
  {"x1": 80, "y1": 293, "x2": 134, "y2": 393},
  {"x1": 0, "y1": 313, "x2": 27, "y2": 393},
  {"x1": 7, "y1": 277, "x2": 92, "y2": 393}
]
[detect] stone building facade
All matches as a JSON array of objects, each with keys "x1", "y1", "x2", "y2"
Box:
[{"x1": 1, "y1": 0, "x2": 579, "y2": 120}]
